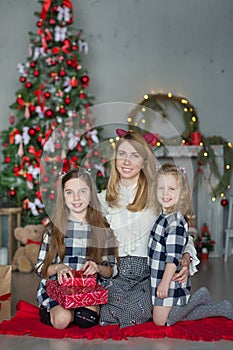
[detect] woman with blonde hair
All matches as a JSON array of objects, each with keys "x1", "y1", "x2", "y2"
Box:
[{"x1": 99, "y1": 129, "x2": 199, "y2": 328}]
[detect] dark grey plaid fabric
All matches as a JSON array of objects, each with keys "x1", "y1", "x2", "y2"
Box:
[
  {"x1": 35, "y1": 221, "x2": 117, "y2": 310},
  {"x1": 99, "y1": 256, "x2": 153, "y2": 328},
  {"x1": 148, "y1": 212, "x2": 191, "y2": 307}
]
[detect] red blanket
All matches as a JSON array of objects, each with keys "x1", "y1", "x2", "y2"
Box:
[{"x1": 0, "y1": 300, "x2": 233, "y2": 341}]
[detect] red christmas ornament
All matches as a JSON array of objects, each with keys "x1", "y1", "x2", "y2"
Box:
[
  {"x1": 62, "y1": 38, "x2": 70, "y2": 47},
  {"x1": 59, "y1": 69, "x2": 66, "y2": 77},
  {"x1": 79, "y1": 93, "x2": 85, "y2": 99},
  {"x1": 5, "y1": 156, "x2": 11, "y2": 163},
  {"x1": 28, "y1": 128, "x2": 36, "y2": 136},
  {"x1": 49, "y1": 192, "x2": 56, "y2": 200},
  {"x1": 53, "y1": 5, "x2": 58, "y2": 11},
  {"x1": 67, "y1": 18, "x2": 73, "y2": 25},
  {"x1": 72, "y1": 44, "x2": 78, "y2": 51},
  {"x1": 59, "y1": 107, "x2": 66, "y2": 114},
  {"x1": 37, "y1": 20, "x2": 44, "y2": 27},
  {"x1": 80, "y1": 118, "x2": 86, "y2": 125},
  {"x1": 33, "y1": 69, "x2": 40, "y2": 77},
  {"x1": 66, "y1": 59, "x2": 72, "y2": 66},
  {"x1": 49, "y1": 18, "x2": 56, "y2": 25},
  {"x1": 30, "y1": 61, "x2": 36, "y2": 68},
  {"x1": 93, "y1": 150, "x2": 100, "y2": 157},
  {"x1": 9, "y1": 188, "x2": 16, "y2": 197},
  {"x1": 13, "y1": 165, "x2": 19, "y2": 173},
  {"x1": 97, "y1": 171, "x2": 102, "y2": 177},
  {"x1": 35, "y1": 126, "x2": 41, "y2": 132},
  {"x1": 64, "y1": 97, "x2": 71, "y2": 105},
  {"x1": 221, "y1": 198, "x2": 228, "y2": 207},
  {"x1": 29, "y1": 105, "x2": 36, "y2": 113},
  {"x1": 55, "y1": 143, "x2": 61, "y2": 150},
  {"x1": 9, "y1": 115, "x2": 15, "y2": 125},
  {"x1": 81, "y1": 75, "x2": 90, "y2": 84},
  {"x1": 43, "y1": 176, "x2": 49, "y2": 183},
  {"x1": 20, "y1": 76, "x2": 26, "y2": 83},
  {"x1": 25, "y1": 173, "x2": 33, "y2": 182},
  {"x1": 45, "y1": 109, "x2": 54, "y2": 118},
  {"x1": 25, "y1": 81, "x2": 32, "y2": 89},
  {"x1": 44, "y1": 91, "x2": 51, "y2": 99}
]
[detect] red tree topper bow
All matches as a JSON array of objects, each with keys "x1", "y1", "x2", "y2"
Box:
[{"x1": 116, "y1": 128, "x2": 156, "y2": 145}]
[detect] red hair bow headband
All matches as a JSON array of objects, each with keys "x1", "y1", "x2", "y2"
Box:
[{"x1": 116, "y1": 128, "x2": 155, "y2": 145}]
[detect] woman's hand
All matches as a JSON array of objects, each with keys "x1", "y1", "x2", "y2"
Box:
[
  {"x1": 56, "y1": 264, "x2": 74, "y2": 285},
  {"x1": 82, "y1": 260, "x2": 99, "y2": 275},
  {"x1": 172, "y1": 253, "x2": 190, "y2": 283}
]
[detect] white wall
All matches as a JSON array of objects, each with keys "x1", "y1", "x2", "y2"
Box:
[{"x1": 0, "y1": 0, "x2": 233, "y2": 187}]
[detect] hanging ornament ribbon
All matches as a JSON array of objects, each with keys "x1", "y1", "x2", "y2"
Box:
[{"x1": 28, "y1": 146, "x2": 42, "y2": 165}]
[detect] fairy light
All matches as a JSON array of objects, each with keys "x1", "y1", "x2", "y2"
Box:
[
  {"x1": 227, "y1": 185, "x2": 231, "y2": 189},
  {"x1": 109, "y1": 138, "x2": 114, "y2": 144},
  {"x1": 184, "y1": 107, "x2": 188, "y2": 112},
  {"x1": 127, "y1": 117, "x2": 132, "y2": 123},
  {"x1": 182, "y1": 139, "x2": 186, "y2": 144},
  {"x1": 181, "y1": 99, "x2": 188, "y2": 104},
  {"x1": 228, "y1": 142, "x2": 232, "y2": 148},
  {"x1": 167, "y1": 92, "x2": 172, "y2": 98},
  {"x1": 141, "y1": 107, "x2": 146, "y2": 112},
  {"x1": 226, "y1": 164, "x2": 231, "y2": 170},
  {"x1": 144, "y1": 94, "x2": 149, "y2": 100},
  {"x1": 192, "y1": 116, "x2": 197, "y2": 123},
  {"x1": 220, "y1": 192, "x2": 225, "y2": 197},
  {"x1": 141, "y1": 119, "x2": 146, "y2": 124},
  {"x1": 200, "y1": 142, "x2": 203, "y2": 146},
  {"x1": 212, "y1": 197, "x2": 216, "y2": 202},
  {"x1": 203, "y1": 151, "x2": 208, "y2": 157}
]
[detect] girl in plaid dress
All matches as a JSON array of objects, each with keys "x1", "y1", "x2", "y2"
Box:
[
  {"x1": 35, "y1": 169, "x2": 118, "y2": 329},
  {"x1": 148, "y1": 163, "x2": 192, "y2": 326},
  {"x1": 148, "y1": 163, "x2": 233, "y2": 326}
]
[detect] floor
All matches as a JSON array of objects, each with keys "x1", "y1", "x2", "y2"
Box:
[{"x1": 1, "y1": 257, "x2": 233, "y2": 349}]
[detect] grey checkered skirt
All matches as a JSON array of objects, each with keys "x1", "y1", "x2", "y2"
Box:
[{"x1": 99, "y1": 256, "x2": 152, "y2": 328}]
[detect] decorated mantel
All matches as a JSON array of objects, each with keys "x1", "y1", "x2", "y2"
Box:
[{"x1": 126, "y1": 92, "x2": 233, "y2": 258}]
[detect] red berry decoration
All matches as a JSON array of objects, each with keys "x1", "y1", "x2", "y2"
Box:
[
  {"x1": 20, "y1": 76, "x2": 26, "y2": 83},
  {"x1": 221, "y1": 198, "x2": 228, "y2": 207}
]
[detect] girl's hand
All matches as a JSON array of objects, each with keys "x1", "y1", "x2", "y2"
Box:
[
  {"x1": 82, "y1": 261, "x2": 99, "y2": 275},
  {"x1": 172, "y1": 254, "x2": 190, "y2": 283},
  {"x1": 56, "y1": 264, "x2": 74, "y2": 285},
  {"x1": 156, "y1": 281, "x2": 169, "y2": 299}
]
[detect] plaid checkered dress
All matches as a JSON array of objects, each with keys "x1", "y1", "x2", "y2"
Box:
[
  {"x1": 35, "y1": 220, "x2": 117, "y2": 310},
  {"x1": 148, "y1": 212, "x2": 191, "y2": 307}
]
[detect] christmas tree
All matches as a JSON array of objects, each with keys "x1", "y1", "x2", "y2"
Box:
[{"x1": 0, "y1": 0, "x2": 108, "y2": 225}]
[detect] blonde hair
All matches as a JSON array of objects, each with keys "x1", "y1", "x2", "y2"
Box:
[
  {"x1": 154, "y1": 163, "x2": 192, "y2": 216},
  {"x1": 40, "y1": 168, "x2": 118, "y2": 278},
  {"x1": 106, "y1": 131, "x2": 157, "y2": 212}
]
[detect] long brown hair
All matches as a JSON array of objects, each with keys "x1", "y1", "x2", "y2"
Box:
[
  {"x1": 40, "y1": 168, "x2": 118, "y2": 278},
  {"x1": 106, "y1": 131, "x2": 157, "y2": 212},
  {"x1": 154, "y1": 163, "x2": 192, "y2": 216}
]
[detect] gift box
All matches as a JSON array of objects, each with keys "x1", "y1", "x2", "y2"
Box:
[
  {"x1": 0, "y1": 265, "x2": 12, "y2": 321},
  {"x1": 46, "y1": 280, "x2": 108, "y2": 309},
  {"x1": 61, "y1": 270, "x2": 97, "y2": 287}
]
